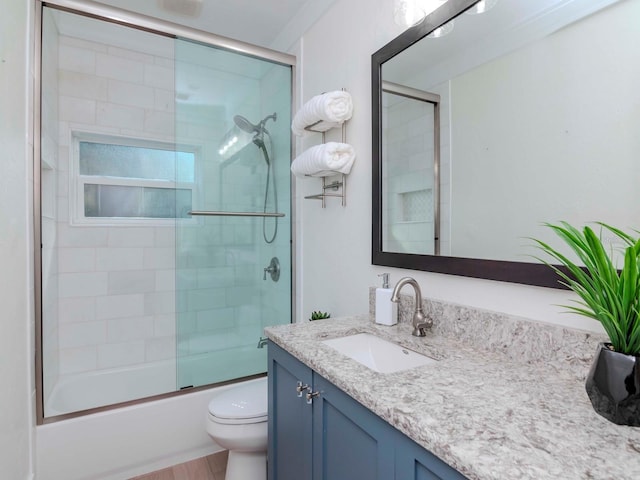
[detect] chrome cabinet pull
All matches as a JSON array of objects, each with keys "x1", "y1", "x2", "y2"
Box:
[
  {"x1": 296, "y1": 381, "x2": 310, "y2": 397},
  {"x1": 306, "y1": 391, "x2": 320, "y2": 404}
]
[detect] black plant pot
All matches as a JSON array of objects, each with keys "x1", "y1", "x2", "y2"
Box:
[{"x1": 585, "y1": 343, "x2": 640, "y2": 426}]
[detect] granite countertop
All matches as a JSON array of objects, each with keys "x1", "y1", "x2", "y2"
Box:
[{"x1": 264, "y1": 311, "x2": 640, "y2": 480}]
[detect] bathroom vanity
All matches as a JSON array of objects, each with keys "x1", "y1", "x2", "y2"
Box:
[
  {"x1": 268, "y1": 341, "x2": 465, "y2": 480},
  {"x1": 265, "y1": 305, "x2": 640, "y2": 480}
]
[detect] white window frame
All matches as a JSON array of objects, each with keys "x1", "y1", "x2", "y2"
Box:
[{"x1": 70, "y1": 131, "x2": 199, "y2": 227}]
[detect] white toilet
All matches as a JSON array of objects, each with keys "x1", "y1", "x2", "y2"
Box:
[{"x1": 206, "y1": 377, "x2": 268, "y2": 480}]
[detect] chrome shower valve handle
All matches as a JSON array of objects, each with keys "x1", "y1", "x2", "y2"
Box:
[{"x1": 263, "y1": 257, "x2": 280, "y2": 282}]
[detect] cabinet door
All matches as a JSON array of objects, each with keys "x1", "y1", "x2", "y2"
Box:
[
  {"x1": 395, "y1": 434, "x2": 469, "y2": 480},
  {"x1": 268, "y1": 342, "x2": 313, "y2": 480},
  {"x1": 312, "y1": 374, "x2": 395, "y2": 480}
]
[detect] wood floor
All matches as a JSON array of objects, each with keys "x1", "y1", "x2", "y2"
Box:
[{"x1": 130, "y1": 451, "x2": 228, "y2": 480}]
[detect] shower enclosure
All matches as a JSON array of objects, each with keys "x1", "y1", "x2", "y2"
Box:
[{"x1": 36, "y1": 0, "x2": 294, "y2": 421}]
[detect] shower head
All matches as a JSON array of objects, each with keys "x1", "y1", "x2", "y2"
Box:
[
  {"x1": 233, "y1": 115, "x2": 259, "y2": 134},
  {"x1": 232, "y1": 113, "x2": 277, "y2": 166},
  {"x1": 233, "y1": 112, "x2": 277, "y2": 135}
]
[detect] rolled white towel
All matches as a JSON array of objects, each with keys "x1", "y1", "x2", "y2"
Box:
[
  {"x1": 291, "y1": 90, "x2": 353, "y2": 137},
  {"x1": 290, "y1": 142, "x2": 356, "y2": 178}
]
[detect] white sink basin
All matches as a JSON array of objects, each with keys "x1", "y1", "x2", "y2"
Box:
[{"x1": 322, "y1": 333, "x2": 437, "y2": 373}]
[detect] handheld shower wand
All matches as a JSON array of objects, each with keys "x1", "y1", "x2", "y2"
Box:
[{"x1": 232, "y1": 112, "x2": 279, "y2": 243}]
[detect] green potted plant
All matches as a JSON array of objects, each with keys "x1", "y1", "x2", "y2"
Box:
[
  {"x1": 309, "y1": 311, "x2": 331, "y2": 321},
  {"x1": 533, "y1": 222, "x2": 640, "y2": 426}
]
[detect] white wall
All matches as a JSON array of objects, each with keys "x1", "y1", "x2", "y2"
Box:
[
  {"x1": 0, "y1": 0, "x2": 34, "y2": 478},
  {"x1": 295, "y1": 0, "x2": 603, "y2": 333}
]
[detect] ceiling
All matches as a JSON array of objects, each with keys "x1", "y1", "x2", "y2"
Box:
[{"x1": 92, "y1": 0, "x2": 338, "y2": 51}]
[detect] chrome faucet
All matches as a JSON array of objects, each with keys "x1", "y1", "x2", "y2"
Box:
[{"x1": 390, "y1": 277, "x2": 432, "y2": 337}]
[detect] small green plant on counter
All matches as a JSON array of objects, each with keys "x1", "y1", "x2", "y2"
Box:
[
  {"x1": 532, "y1": 221, "x2": 640, "y2": 355},
  {"x1": 310, "y1": 311, "x2": 331, "y2": 321}
]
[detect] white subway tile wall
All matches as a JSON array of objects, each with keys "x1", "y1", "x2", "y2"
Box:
[
  {"x1": 108, "y1": 227, "x2": 156, "y2": 247},
  {"x1": 59, "y1": 321, "x2": 106, "y2": 349},
  {"x1": 58, "y1": 247, "x2": 96, "y2": 272},
  {"x1": 106, "y1": 316, "x2": 155, "y2": 343},
  {"x1": 97, "y1": 341, "x2": 146, "y2": 369},
  {"x1": 58, "y1": 272, "x2": 108, "y2": 298},
  {"x1": 53, "y1": 33, "x2": 183, "y2": 378},
  {"x1": 95, "y1": 294, "x2": 146, "y2": 320},
  {"x1": 58, "y1": 297, "x2": 95, "y2": 324}
]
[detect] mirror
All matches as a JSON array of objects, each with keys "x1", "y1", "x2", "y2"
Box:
[{"x1": 372, "y1": 0, "x2": 640, "y2": 288}]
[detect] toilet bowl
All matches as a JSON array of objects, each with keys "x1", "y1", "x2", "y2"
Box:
[{"x1": 206, "y1": 377, "x2": 268, "y2": 480}]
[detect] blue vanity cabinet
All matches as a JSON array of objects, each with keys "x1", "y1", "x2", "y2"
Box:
[
  {"x1": 268, "y1": 341, "x2": 313, "y2": 480},
  {"x1": 312, "y1": 374, "x2": 395, "y2": 480},
  {"x1": 395, "y1": 433, "x2": 468, "y2": 480},
  {"x1": 268, "y1": 341, "x2": 467, "y2": 480}
]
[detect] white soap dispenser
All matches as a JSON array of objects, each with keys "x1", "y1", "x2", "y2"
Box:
[{"x1": 375, "y1": 273, "x2": 398, "y2": 326}]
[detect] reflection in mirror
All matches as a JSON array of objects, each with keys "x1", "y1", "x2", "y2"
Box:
[
  {"x1": 372, "y1": 0, "x2": 640, "y2": 288},
  {"x1": 382, "y1": 82, "x2": 441, "y2": 255}
]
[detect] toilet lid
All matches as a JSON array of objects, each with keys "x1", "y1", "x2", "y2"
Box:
[{"x1": 208, "y1": 377, "x2": 268, "y2": 421}]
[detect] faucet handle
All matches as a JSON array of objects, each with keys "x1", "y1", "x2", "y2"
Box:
[
  {"x1": 411, "y1": 310, "x2": 432, "y2": 337},
  {"x1": 413, "y1": 326, "x2": 427, "y2": 337}
]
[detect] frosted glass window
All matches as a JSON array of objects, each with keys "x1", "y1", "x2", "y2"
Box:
[
  {"x1": 84, "y1": 185, "x2": 192, "y2": 218},
  {"x1": 79, "y1": 142, "x2": 195, "y2": 182},
  {"x1": 74, "y1": 136, "x2": 197, "y2": 223}
]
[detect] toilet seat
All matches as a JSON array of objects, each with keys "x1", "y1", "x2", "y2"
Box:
[
  {"x1": 208, "y1": 412, "x2": 267, "y2": 425},
  {"x1": 208, "y1": 378, "x2": 268, "y2": 425}
]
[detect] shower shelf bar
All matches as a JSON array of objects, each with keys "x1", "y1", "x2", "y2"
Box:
[{"x1": 188, "y1": 211, "x2": 285, "y2": 218}]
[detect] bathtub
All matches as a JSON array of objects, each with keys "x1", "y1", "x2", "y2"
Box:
[
  {"x1": 37, "y1": 358, "x2": 266, "y2": 480},
  {"x1": 45, "y1": 360, "x2": 177, "y2": 417}
]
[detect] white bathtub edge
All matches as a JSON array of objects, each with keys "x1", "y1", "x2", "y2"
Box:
[{"x1": 35, "y1": 382, "x2": 255, "y2": 480}]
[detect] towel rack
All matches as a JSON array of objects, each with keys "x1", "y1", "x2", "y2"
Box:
[
  {"x1": 304, "y1": 177, "x2": 346, "y2": 208},
  {"x1": 188, "y1": 211, "x2": 285, "y2": 217},
  {"x1": 303, "y1": 91, "x2": 348, "y2": 208}
]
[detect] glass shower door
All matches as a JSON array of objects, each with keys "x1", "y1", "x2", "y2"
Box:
[
  {"x1": 37, "y1": 1, "x2": 293, "y2": 421},
  {"x1": 173, "y1": 39, "x2": 292, "y2": 389}
]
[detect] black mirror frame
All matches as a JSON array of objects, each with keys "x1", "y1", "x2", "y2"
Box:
[{"x1": 371, "y1": 0, "x2": 563, "y2": 289}]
